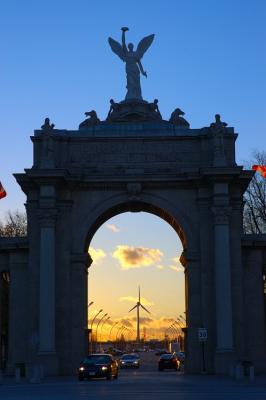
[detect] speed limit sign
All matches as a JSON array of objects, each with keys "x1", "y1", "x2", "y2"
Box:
[{"x1": 198, "y1": 328, "x2": 207, "y2": 342}]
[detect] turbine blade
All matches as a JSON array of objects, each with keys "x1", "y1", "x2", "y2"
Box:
[
  {"x1": 140, "y1": 303, "x2": 151, "y2": 314},
  {"x1": 128, "y1": 304, "x2": 138, "y2": 313},
  {"x1": 138, "y1": 285, "x2": 140, "y2": 302}
]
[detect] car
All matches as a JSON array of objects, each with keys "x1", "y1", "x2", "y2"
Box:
[
  {"x1": 158, "y1": 353, "x2": 180, "y2": 371},
  {"x1": 120, "y1": 353, "x2": 140, "y2": 369},
  {"x1": 78, "y1": 354, "x2": 119, "y2": 380}
]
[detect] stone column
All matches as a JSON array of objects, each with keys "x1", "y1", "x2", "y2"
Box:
[
  {"x1": 38, "y1": 209, "x2": 57, "y2": 355},
  {"x1": 181, "y1": 250, "x2": 202, "y2": 373},
  {"x1": 212, "y1": 206, "x2": 233, "y2": 352},
  {"x1": 70, "y1": 253, "x2": 92, "y2": 372}
]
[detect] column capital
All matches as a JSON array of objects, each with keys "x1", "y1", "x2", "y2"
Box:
[
  {"x1": 71, "y1": 253, "x2": 93, "y2": 269},
  {"x1": 212, "y1": 206, "x2": 232, "y2": 224}
]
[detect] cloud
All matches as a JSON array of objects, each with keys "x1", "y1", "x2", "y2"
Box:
[
  {"x1": 156, "y1": 265, "x2": 164, "y2": 270},
  {"x1": 131, "y1": 316, "x2": 154, "y2": 325},
  {"x1": 89, "y1": 247, "x2": 106, "y2": 264},
  {"x1": 169, "y1": 256, "x2": 183, "y2": 272},
  {"x1": 170, "y1": 265, "x2": 183, "y2": 273},
  {"x1": 119, "y1": 296, "x2": 154, "y2": 306},
  {"x1": 120, "y1": 319, "x2": 133, "y2": 328},
  {"x1": 172, "y1": 256, "x2": 180, "y2": 263},
  {"x1": 112, "y1": 245, "x2": 163, "y2": 270},
  {"x1": 106, "y1": 223, "x2": 120, "y2": 233}
]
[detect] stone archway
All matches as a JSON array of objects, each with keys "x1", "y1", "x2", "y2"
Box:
[{"x1": 14, "y1": 118, "x2": 253, "y2": 376}]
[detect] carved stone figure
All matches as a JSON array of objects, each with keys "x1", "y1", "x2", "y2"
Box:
[
  {"x1": 108, "y1": 27, "x2": 154, "y2": 101},
  {"x1": 210, "y1": 114, "x2": 227, "y2": 133},
  {"x1": 210, "y1": 114, "x2": 227, "y2": 167},
  {"x1": 107, "y1": 99, "x2": 119, "y2": 119},
  {"x1": 149, "y1": 99, "x2": 162, "y2": 119},
  {"x1": 79, "y1": 110, "x2": 100, "y2": 129},
  {"x1": 41, "y1": 118, "x2": 55, "y2": 132},
  {"x1": 169, "y1": 108, "x2": 190, "y2": 128}
]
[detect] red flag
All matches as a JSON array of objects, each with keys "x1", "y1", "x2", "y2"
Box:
[
  {"x1": 252, "y1": 165, "x2": 266, "y2": 178},
  {"x1": 0, "y1": 181, "x2": 7, "y2": 199}
]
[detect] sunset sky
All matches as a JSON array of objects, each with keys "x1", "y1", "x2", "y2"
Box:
[
  {"x1": 88, "y1": 212, "x2": 185, "y2": 340},
  {"x1": 0, "y1": 1, "x2": 265, "y2": 340}
]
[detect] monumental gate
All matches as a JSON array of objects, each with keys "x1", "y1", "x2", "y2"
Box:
[{"x1": 1, "y1": 28, "x2": 266, "y2": 376}]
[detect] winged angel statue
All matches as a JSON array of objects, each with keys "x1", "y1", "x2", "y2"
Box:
[{"x1": 108, "y1": 27, "x2": 154, "y2": 101}]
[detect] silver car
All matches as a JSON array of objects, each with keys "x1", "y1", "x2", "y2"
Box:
[{"x1": 120, "y1": 353, "x2": 140, "y2": 369}]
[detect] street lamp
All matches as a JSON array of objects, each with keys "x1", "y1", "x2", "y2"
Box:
[
  {"x1": 100, "y1": 316, "x2": 110, "y2": 343},
  {"x1": 95, "y1": 313, "x2": 108, "y2": 346},
  {"x1": 109, "y1": 321, "x2": 119, "y2": 342},
  {"x1": 89, "y1": 309, "x2": 103, "y2": 353},
  {"x1": 116, "y1": 325, "x2": 124, "y2": 342},
  {"x1": 88, "y1": 301, "x2": 94, "y2": 308},
  {"x1": 179, "y1": 314, "x2": 186, "y2": 323}
]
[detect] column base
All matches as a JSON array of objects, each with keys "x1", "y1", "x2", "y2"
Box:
[
  {"x1": 215, "y1": 349, "x2": 236, "y2": 375},
  {"x1": 36, "y1": 351, "x2": 58, "y2": 376}
]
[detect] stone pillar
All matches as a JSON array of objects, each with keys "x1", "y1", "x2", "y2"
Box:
[
  {"x1": 182, "y1": 250, "x2": 202, "y2": 373},
  {"x1": 212, "y1": 206, "x2": 233, "y2": 352},
  {"x1": 37, "y1": 208, "x2": 58, "y2": 374},
  {"x1": 70, "y1": 253, "x2": 92, "y2": 372}
]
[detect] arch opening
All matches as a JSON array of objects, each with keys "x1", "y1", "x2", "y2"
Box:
[{"x1": 86, "y1": 207, "x2": 186, "y2": 357}]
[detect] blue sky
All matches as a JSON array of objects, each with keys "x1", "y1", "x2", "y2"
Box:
[
  {"x1": 1, "y1": 0, "x2": 265, "y2": 338},
  {"x1": 0, "y1": 0, "x2": 265, "y2": 216}
]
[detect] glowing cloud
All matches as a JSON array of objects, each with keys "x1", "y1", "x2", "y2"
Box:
[
  {"x1": 112, "y1": 245, "x2": 163, "y2": 270},
  {"x1": 170, "y1": 265, "x2": 183, "y2": 273},
  {"x1": 89, "y1": 247, "x2": 106, "y2": 264},
  {"x1": 119, "y1": 295, "x2": 154, "y2": 306},
  {"x1": 106, "y1": 223, "x2": 120, "y2": 233}
]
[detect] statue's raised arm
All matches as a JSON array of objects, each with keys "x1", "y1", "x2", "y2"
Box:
[{"x1": 108, "y1": 27, "x2": 155, "y2": 101}]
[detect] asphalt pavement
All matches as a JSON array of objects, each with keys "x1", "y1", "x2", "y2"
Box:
[{"x1": 1, "y1": 352, "x2": 266, "y2": 400}]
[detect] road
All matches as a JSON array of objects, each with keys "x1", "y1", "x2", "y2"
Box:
[{"x1": 1, "y1": 352, "x2": 266, "y2": 400}]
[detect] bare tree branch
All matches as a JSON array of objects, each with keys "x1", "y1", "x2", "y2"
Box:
[
  {"x1": 0, "y1": 210, "x2": 27, "y2": 237},
  {"x1": 243, "y1": 150, "x2": 266, "y2": 234}
]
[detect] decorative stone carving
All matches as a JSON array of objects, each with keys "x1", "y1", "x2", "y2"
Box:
[
  {"x1": 210, "y1": 114, "x2": 227, "y2": 167},
  {"x1": 41, "y1": 118, "x2": 55, "y2": 132},
  {"x1": 41, "y1": 134, "x2": 54, "y2": 168},
  {"x1": 212, "y1": 206, "x2": 232, "y2": 224},
  {"x1": 127, "y1": 183, "x2": 142, "y2": 199},
  {"x1": 106, "y1": 98, "x2": 162, "y2": 122},
  {"x1": 169, "y1": 108, "x2": 190, "y2": 128},
  {"x1": 79, "y1": 110, "x2": 100, "y2": 129},
  {"x1": 108, "y1": 27, "x2": 154, "y2": 101}
]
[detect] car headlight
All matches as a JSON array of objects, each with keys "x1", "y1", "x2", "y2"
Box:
[
  {"x1": 79, "y1": 367, "x2": 85, "y2": 371},
  {"x1": 121, "y1": 361, "x2": 125, "y2": 364},
  {"x1": 101, "y1": 366, "x2": 108, "y2": 371},
  {"x1": 134, "y1": 361, "x2": 138, "y2": 364}
]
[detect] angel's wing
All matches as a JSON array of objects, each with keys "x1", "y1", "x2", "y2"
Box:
[
  {"x1": 108, "y1": 37, "x2": 125, "y2": 61},
  {"x1": 136, "y1": 34, "x2": 155, "y2": 60}
]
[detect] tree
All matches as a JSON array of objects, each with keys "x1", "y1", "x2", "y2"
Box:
[
  {"x1": 0, "y1": 210, "x2": 27, "y2": 237},
  {"x1": 243, "y1": 150, "x2": 266, "y2": 234}
]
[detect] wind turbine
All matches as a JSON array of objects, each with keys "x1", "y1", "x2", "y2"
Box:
[{"x1": 128, "y1": 286, "x2": 150, "y2": 343}]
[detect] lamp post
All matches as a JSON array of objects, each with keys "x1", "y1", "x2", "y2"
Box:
[
  {"x1": 95, "y1": 313, "x2": 108, "y2": 350},
  {"x1": 116, "y1": 325, "x2": 125, "y2": 344},
  {"x1": 88, "y1": 301, "x2": 94, "y2": 307},
  {"x1": 109, "y1": 321, "x2": 119, "y2": 342},
  {"x1": 179, "y1": 314, "x2": 186, "y2": 323},
  {"x1": 99, "y1": 316, "x2": 110, "y2": 344},
  {"x1": 89, "y1": 309, "x2": 103, "y2": 353}
]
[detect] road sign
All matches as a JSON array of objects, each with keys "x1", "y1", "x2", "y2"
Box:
[{"x1": 198, "y1": 328, "x2": 207, "y2": 342}]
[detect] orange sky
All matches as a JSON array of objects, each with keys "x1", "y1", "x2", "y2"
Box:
[{"x1": 88, "y1": 212, "x2": 185, "y2": 341}]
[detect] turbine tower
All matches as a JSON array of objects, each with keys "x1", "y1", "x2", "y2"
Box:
[{"x1": 128, "y1": 286, "x2": 150, "y2": 343}]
